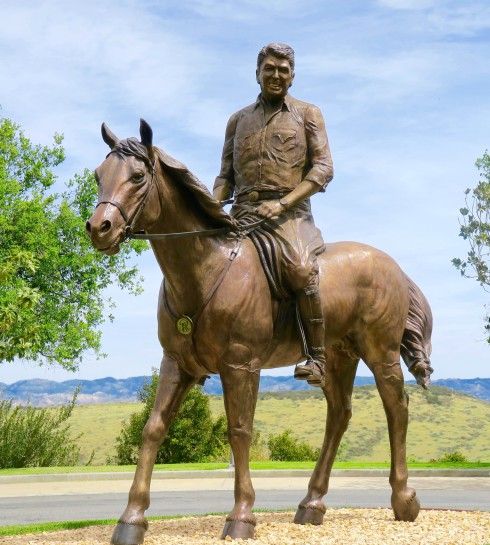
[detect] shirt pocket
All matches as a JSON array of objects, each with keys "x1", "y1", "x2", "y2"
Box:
[{"x1": 271, "y1": 129, "x2": 297, "y2": 152}]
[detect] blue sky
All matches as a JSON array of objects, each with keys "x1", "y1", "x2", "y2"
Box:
[{"x1": 1, "y1": 0, "x2": 489, "y2": 384}]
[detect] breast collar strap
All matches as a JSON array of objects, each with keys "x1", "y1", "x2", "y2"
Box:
[
  {"x1": 164, "y1": 237, "x2": 242, "y2": 327},
  {"x1": 162, "y1": 237, "x2": 242, "y2": 371}
]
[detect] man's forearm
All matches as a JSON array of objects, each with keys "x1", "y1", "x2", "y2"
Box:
[
  {"x1": 279, "y1": 180, "x2": 321, "y2": 210},
  {"x1": 256, "y1": 180, "x2": 323, "y2": 219}
]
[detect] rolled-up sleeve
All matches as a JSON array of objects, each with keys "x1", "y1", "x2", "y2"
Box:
[
  {"x1": 214, "y1": 112, "x2": 239, "y2": 193},
  {"x1": 302, "y1": 105, "x2": 334, "y2": 189}
]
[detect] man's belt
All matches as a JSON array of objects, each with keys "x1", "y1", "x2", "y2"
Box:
[{"x1": 235, "y1": 190, "x2": 288, "y2": 204}]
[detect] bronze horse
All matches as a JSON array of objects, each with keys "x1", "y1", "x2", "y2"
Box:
[{"x1": 86, "y1": 120, "x2": 433, "y2": 544}]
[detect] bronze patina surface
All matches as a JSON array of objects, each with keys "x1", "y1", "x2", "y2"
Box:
[
  {"x1": 214, "y1": 44, "x2": 334, "y2": 386},
  {"x1": 86, "y1": 44, "x2": 433, "y2": 545}
]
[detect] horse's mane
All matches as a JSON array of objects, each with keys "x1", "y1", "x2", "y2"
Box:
[
  {"x1": 155, "y1": 148, "x2": 236, "y2": 229},
  {"x1": 113, "y1": 138, "x2": 235, "y2": 230}
]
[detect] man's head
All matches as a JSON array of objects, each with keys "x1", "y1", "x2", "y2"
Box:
[{"x1": 256, "y1": 43, "x2": 295, "y2": 104}]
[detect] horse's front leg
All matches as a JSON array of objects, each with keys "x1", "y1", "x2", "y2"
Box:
[
  {"x1": 220, "y1": 361, "x2": 260, "y2": 540},
  {"x1": 111, "y1": 356, "x2": 197, "y2": 545}
]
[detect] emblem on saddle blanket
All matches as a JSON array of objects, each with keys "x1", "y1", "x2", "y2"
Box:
[{"x1": 176, "y1": 316, "x2": 193, "y2": 335}]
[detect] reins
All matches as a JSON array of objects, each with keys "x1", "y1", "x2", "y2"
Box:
[
  {"x1": 127, "y1": 226, "x2": 232, "y2": 240},
  {"x1": 126, "y1": 216, "x2": 266, "y2": 241},
  {"x1": 97, "y1": 152, "x2": 266, "y2": 241}
]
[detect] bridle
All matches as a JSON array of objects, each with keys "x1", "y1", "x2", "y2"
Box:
[
  {"x1": 95, "y1": 151, "x2": 264, "y2": 241},
  {"x1": 95, "y1": 152, "x2": 160, "y2": 240}
]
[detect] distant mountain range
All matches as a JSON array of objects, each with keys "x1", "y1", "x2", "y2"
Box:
[
  {"x1": 1, "y1": 375, "x2": 489, "y2": 406},
  {"x1": 0, "y1": 375, "x2": 490, "y2": 407}
]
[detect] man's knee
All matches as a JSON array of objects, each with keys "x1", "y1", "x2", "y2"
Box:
[{"x1": 286, "y1": 260, "x2": 319, "y2": 292}]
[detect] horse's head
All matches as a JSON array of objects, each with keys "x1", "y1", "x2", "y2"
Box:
[{"x1": 86, "y1": 119, "x2": 161, "y2": 255}]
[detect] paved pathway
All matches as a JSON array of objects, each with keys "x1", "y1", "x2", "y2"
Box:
[{"x1": 0, "y1": 471, "x2": 488, "y2": 526}]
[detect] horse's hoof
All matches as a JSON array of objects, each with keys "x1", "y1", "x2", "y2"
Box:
[
  {"x1": 111, "y1": 522, "x2": 146, "y2": 544},
  {"x1": 391, "y1": 487, "x2": 420, "y2": 522},
  {"x1": 294, "y1": 501, "x2": 326, "y2": 525},
  {"x1": 221, "y1": 520, "x2": 255, "y2": 540}
]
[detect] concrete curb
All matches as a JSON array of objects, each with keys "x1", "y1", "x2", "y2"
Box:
[{"x1": 1, "y1": 468, "x2": 488, "y2": 484}]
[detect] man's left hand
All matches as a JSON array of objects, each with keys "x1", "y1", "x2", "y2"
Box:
[{"x1": 255, "y1": 200, "x2": 285, "y2": 219}]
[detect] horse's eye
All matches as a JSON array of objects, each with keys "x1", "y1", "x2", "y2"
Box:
[{"x1": 132, "y1": 172, "x2": 145, "y2": 183}]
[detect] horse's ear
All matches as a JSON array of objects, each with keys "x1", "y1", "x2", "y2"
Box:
[
  {"x1": 140, "y1": 118, "x2": 155, "y2": 164},
  {"x1": 101, "y1": 123, "x2": 119, "y2": 149},
  {"x1": 140, "y1": 118, "x2": 153, "y2": 147}
]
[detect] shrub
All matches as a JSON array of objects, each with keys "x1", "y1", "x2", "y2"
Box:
[
  {"x1": 430, "y1": 451, "x2": 469, "y2": 463},
  {"x1": 0, "y1": 389, "x2": 82, "y2": 468},
  {"x1": 267, "y1": 429, "x2": 319, "y2": 461},
  {"x1": 111, "y1": 373, "x2": 228, "y2": 464}
]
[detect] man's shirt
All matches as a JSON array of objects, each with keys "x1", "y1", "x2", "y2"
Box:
[{"x1": 214, "y1": 94, "x2": 334, "y2": 197}]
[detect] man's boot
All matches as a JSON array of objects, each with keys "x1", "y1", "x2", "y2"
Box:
[{"x1": 294, "y1": 284, "x2": 326, "y2": 387}]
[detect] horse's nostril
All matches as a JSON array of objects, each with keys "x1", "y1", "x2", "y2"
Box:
[
  {"x1": 100, "y1": 220, "x2": 112, "y2": 233},
  {"x1": 85, "y1": 220, "x2": 91, "y2": 233}
]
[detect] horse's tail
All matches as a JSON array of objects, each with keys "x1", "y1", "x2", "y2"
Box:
[{"x1": 400, "y1": 274, "x2": 433, "y2": 390}]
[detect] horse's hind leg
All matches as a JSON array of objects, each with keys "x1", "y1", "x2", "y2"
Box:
[
  {"x1": 111, "y1": 356, "x2": 196, "y2": 545},
  {"x1": 220, "y1": 365, "x2": 260, "y2": 540},
  {"x1": 367, "y1": 352, "x2": 420, "y2": 522},
  {"x1": 295, "y1": 350, "x2": 358, "y2": 525}
]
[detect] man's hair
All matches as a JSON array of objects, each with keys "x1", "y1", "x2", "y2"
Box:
[{"x1": 257, "y1": 43, "x2": 295, "y2": 72}]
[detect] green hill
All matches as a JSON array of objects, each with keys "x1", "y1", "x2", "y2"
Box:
[{"x1": 68, "y1": 385, "x2": 490, "y2": 465}]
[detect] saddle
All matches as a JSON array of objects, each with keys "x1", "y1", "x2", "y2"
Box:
[
  {"x1": 236, "y1": 214, "x2": 299, "y2": 342},
  {"x1": 234, "y1": 211, "x2": 291, "y2": 298}
]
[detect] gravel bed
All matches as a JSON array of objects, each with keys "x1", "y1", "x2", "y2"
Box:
[{"x1": 1, "y1": 509, "x2": 489, "y2": 545}]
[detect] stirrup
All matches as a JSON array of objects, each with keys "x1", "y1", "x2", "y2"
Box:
[{"x1": 294, "y1": 360, "x2": 324, "y2": 387}]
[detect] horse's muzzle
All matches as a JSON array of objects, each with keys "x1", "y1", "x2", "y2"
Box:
[{"x1": 86, "y1": 205, "x2": 124, "y2": 254}]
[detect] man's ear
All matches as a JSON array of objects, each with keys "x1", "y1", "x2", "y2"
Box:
[{"x1": 289, "y1": 71, "x2": 295, "y2": 88}]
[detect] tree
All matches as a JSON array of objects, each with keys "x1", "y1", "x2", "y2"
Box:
[
  {"x1": 0, "y1": 115, "x2": 148, "y2": 369},
  {"x1": 453, "y1": 151, "x2": 490, "y2": 343},
  {"x1": 111, "y1": 372, "x2": 228, "y2": 464},
  {"x1": 0, "y1": 389, "x2": 84, "y2": 468}
]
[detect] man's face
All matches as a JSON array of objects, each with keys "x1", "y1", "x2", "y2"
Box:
[{"x1": 256, "y1": 55, "x2": 294, "y2": 103}]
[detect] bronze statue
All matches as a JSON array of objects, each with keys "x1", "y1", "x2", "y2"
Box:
[
  {"x1": 213, "y1": 43, "x2": 333, "y2": 387},
  {"x1": 86, "y1": 44, "x2": 433, "y2": 545}
]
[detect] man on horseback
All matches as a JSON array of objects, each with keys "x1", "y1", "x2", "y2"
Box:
[{"x1": 213, "y1": 42, "x2": 334, "y2": 386}]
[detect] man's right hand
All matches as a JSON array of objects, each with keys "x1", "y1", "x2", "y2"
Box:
[{"x1": 255, "y1": 199, "x2": 286, "y2": 219}]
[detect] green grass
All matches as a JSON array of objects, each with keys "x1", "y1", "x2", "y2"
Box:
[
  {"x1": 0, "y1": 519, "x2": 117, "y2": 536},
  {"x1": 16, "y1": 385, "x2": 490, "y2": 466},
  {"x1": 1, "y1": 460, "x2": 488, "y2": 476},
  {"x1": 0, "y1": 462, "x2": 229, "y2": 476}
]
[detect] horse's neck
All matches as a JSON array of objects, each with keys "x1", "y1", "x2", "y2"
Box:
[{"x1": 148, "y1": 163, "x2": 230, "y2": 313}]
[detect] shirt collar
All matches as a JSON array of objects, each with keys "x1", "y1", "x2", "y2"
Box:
[{"x1": 255, "y1": 93, "x2": 292, "y2": 111}]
